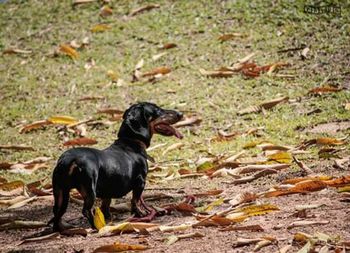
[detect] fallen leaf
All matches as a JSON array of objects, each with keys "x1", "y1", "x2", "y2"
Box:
[
  {"x1": 19, "y1": 120, "x2": 53, "y2": 133},
  {"x1": 232, "y1": 238, "x2": 265, "y2": 248},
  {"x1": 287, "y1": 220, "x2": 329, "y2": 229},
  {"x1": 0, "y1": 220, "x2": 47, "y2": 231},
  {"x1": 296, "y1": 241, "x2": 313, "y2": 253},
  {"x1": 194, "y1": 189, "x2": 223, "y2": 197},
  {"x1": 59, "y1": 44, "x2": 79, "y2": 60},
  {"x1": 218, "y1": 33, "x2": 244, "y2": 41},
  {"x1": 152, "y1": 52, "x2": 167, "y2": 61},
  {"x1": 3, "y1": 48, "x2": 32, "y2": 54},
  {"x1": 0, "y1": 180, "x2": 24, "y2": 192},
  {"x1": 61, "y1": 227, "x2": 88, "y2": 237},
  {"x1": 325, "y1": 176, "x2": 350, "y2": 187},
  {"x1": 267, "y1": 152, "x2": 292, "y2": 164},
  {"x1": 293, "y1": 156, "x2": 314, "y2": 174},
  {"x1": 165, "y1": 232, "x2": 204, "y2": 246},
  {"x1": 228, "y1": 192, "x2": 258, "y2": 206},
  {"x1": 229, "y1": 169, "x2": 278, "y2": 185},
  {"x1": 220, "y1": 224, "x2": 264, "y2": 232},
  {"x1": 141, "y1": 67, "x2": 171, "y2": 77},
  {"x1": 265, "y1": 180, "x2": 327, "y2": 197},
  {"x1": 0, "y1": 145, "x2": 35, "y2": 151},
  {"x1": 301, "y1": 47, "x2": 310, "y2": 60},
  {"x1": 160, "y1": 43, "x2": 177, "y2": 49},
  {"x1": 100, "y1": 5, "x2": 113, "y2": 17},
  {"x1": 260, "y1": 96, "x2": 289, "y2": 110},
  {"x1": 72, "y1": 0, "x2": 96, "y2": 6},
  {"x1": 199, "y1": 68, "x2": 235, "y2": 78},
  {"x1": 8, "y1": 196, "x2": 37, "y2": 209},
  {"x1": 107, "y1": 70, "x2": 118, "y2": 82},
  {"x1": 19, "y1": 232, "x2": 60, "y2": 245},
  {"x1": 78, "y1": 95, "x2": 104, "y2": 101},
  {"x1": 159, "y1": 224, "x2": 192, "y2": 233},
  {"x1": 254, "y1": 239, "x2": 274, "y2": 252},
  {"x1": 173, "y1": 115, "x2": 202, "y2": 128},
  {"x1": 162, "y1": 142, "x2": 184, "y2": 156},
  {"x1": 91, "y1": 24, "x2": 111, "y2": 33},
  {"x1": 94, "y1": 207, "x2": 106, "y2": 230},
  {"x1": 48, "y1": 115, "x2": 78, "y2": 125},
  {"x1": 63, "y1": 137, "x2": 98, "y2": 147},
  {"x1": 196, "y1": 198, "x2": 224, "y2": 213},
  {"x1": 93, "y1": 241, "x2": 148, "y2": 252},
  {"x1": 308, "y1": 86, "x2": 342, "y2": 95},
  {"x1": 99, "y1": 222, "x2": 158, "y2": 235},
  {"x1": 129, "y1": 4, "x2": 160, "y2": 17}
]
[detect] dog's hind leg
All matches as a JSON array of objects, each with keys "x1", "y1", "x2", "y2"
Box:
[
  {"x1": 52, "y1": 188, "x2": 70, "y2": 232},
  {"x1": 77, "y1": 172, "x2": 97, "y2": 229},
  {"x1": 101, "y1": 198, "x2": 111, "y2": 220}
]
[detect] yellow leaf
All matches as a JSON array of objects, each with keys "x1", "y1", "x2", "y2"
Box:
[
  {"x1": 235, "y1": 203, "x2": 279, "y2": 217},
  {"x1": 91, "y1": 24, "x2": 111, "y2": 33},
  {"x1": 107, "y1": 70, "x2": 118, "y2": 81},
  {"x1": 267, "y1": 151, "x2": 292, "y2": 164},
  {"x1": 100, "y1": 6, "x2": 113, "y2": 17},
  {"x1": 48, "y1": 116, "x2": 78, "y2": 125},
  {"x1": 196, "y1": 198, "x2": 224, "y2": 213},
  {"x1": 59, "y1": 44, "x2": 79, "y2": 60},
  {"x1": 338, "y1": 185, "x2": 350, "y2": 193},
  {"x1": 93, "y1": 241, "x2": 148, "y2": 252},
  {"x1": 316, "y1": 137, "x2": 346, "y2": 146},
  {"x1": 0, "y1": 180, "x2": 24, "y2": 191},
  {"x1": 141, "y1": 66, "x2": 171, "y2": 77},
  {"x1": 93, "y1": 207, "x2": 106, "y2": 230},
  {"x1": 98, "y1": 222, "x2": 158, "y2": 235}
]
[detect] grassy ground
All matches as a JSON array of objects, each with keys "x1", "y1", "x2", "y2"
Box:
[
  {"x1": 1, "y1": 0, "x2": 349, "y2": 181},
  {"x1": 0, "y1": 0, "x2": 349, "y2": 252}
]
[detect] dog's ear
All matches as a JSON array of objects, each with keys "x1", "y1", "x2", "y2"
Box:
[{"x1": 118, "y1": 105, "x2": 151, "y2": 146}]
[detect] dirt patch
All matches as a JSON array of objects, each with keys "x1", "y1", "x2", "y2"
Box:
[
  {"x1": 306, "y1": 121, "x2": 350, "y2": 134},
  {"x1": 1, "y1": 166, "x2": 350, "y2": 253}
]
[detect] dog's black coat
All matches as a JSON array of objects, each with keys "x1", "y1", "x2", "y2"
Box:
[{"x1": 51, "y1": 102, "x2": 182, "y2": 231}]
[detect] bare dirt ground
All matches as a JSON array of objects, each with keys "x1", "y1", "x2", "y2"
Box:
[{"x1": 1, "y1": 161, "x2": 350, "y2": 253}]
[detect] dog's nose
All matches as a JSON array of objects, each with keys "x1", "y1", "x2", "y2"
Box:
[{"x1": 177, "y1": 111, "x2": 183, "y2": 119}]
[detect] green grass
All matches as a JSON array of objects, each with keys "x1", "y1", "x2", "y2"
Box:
[{"x1": 0, "y1": 0, "x2": 349, "y2": 183}]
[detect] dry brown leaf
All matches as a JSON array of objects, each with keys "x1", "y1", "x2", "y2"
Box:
[
  {"x1": 199, "y1": 68, "x2": 235, "y2": 78},
  {"x1": 287, "y1": 220, "x2": 329, "y2": 229},
  {"x1": 159, "y1": 224, "x2": 192, "y2": 233},
  {"x1": 162, "y1": 142, "x2": 184, "y2": 156},
  {"x1": 254, "y1": 239, "x2": 274, "y2": 252},
  {"x1": 93, "y1": 241, "x2": 148, "y2": 252},
  {"x1": 265, "y1": 180, "x2": 327, "y2": 198},
  {"x1": 282, "y1": 175, "x2": 332, "y2": 185},
  {"x1": 0, "y1": 220, "x2": 47, "y2": 231},
  {"x1": 165, "y1": 232, "x2": 204, "y2": 246},
  {"x1": 141, "y1": 67, "x2": 171, "y2": 77},
  {"x1": 0, "y1": 145, "x2": 35, "y2": 151},
  {"x1": 72, "y1": 0, "x2": 96, "y2": 6},
  {"x1": 63, "y1": 137, "x2": 98, "y2": 147},
  {"x1": 261, "y1": 96, "x2": 289, "y2": 109},
  {"x1": 345, "y1": 103, "x2": 350, "y2": 110},
  {"x1": 91, "y1": 24, "x2": 111, "y2": 33},
  {"x1": 173, "y1": 115, "x2": 202, "y2": 128},
  {"x1": 293, "y1": 156, "x2": 313, "y2": 174},
  {"x1": 228, "y1": 192, "x2": 258, "y2": 206},
  {"x1": 220, "y1": 224, "x2": 264, "y2": 232},
  {"x1": 161, "y1": 43, "x2": 177, "y2": 49},
  {"x1": 194, "y1": 189, "x2": 223, "y2": 197},
  {"x1": 218, "y1": 33, "x2": 244, "y2": 41},
  {"x1": 309, "y1": 86, "x2": 342, "y2": 95},
  {"x1": 325, "y1": 176, "x2": 350, "y2": 187},
  {"x1": 19, "y1": 232, "x2": 60, "y2": 245},
  {"x1": 100, "y1": 6, "x2": 113, "y2": 17},
  {"x1": 229, "y1": 169, "x2": 278, "y2": 185},
  {"x1": 0, "y1": 180, "x2": 24, "y2": 192},
  {"x1": 59, "y1": 44, "x2": 79, "y2": 60},
  {"x1": 61, "y1": 227, "x2": 88, "y2": 237},
  {"x1": 78, "y1": 95, "x2": 104, "y2": 101},
  {"x1": 129, "y1": 4, "x2": 160, "y2": 16},
  {"x1": 8, "y1": 196, "x2": 37, "y2": 209},
  {"x1": 19, "y1": 120, "x2": 53, "y2": 133},
  {"x1": 232, "y1": 238, "x2": 265, "y2": 248},
  {"x1": 3, "y1": 48, "x2": 32, "y2": 54}
]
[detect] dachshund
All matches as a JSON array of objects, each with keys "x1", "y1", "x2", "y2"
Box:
[{"x1": 50, "y1": 102, "x2": 183, "y2": 231}]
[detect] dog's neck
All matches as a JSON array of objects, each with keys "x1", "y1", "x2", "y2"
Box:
[
  {"x1": 117, "y1": 137, "x2": 147, "y2": 150},
  {"x1": 115, "y1": 138, "x2": 155, "y2": 163}
]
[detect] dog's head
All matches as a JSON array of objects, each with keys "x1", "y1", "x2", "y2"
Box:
[{"x1": 118, "y1": 102, "x2": 183, "y2": 147}]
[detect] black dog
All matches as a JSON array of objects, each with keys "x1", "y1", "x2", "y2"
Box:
[{"x1": 50, "y1": 102, "x2": 183, "y2": 231}]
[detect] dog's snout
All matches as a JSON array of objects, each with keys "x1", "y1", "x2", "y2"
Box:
[{"x1": 177, "y1": 111, "x2": 183, "y2": 119}]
